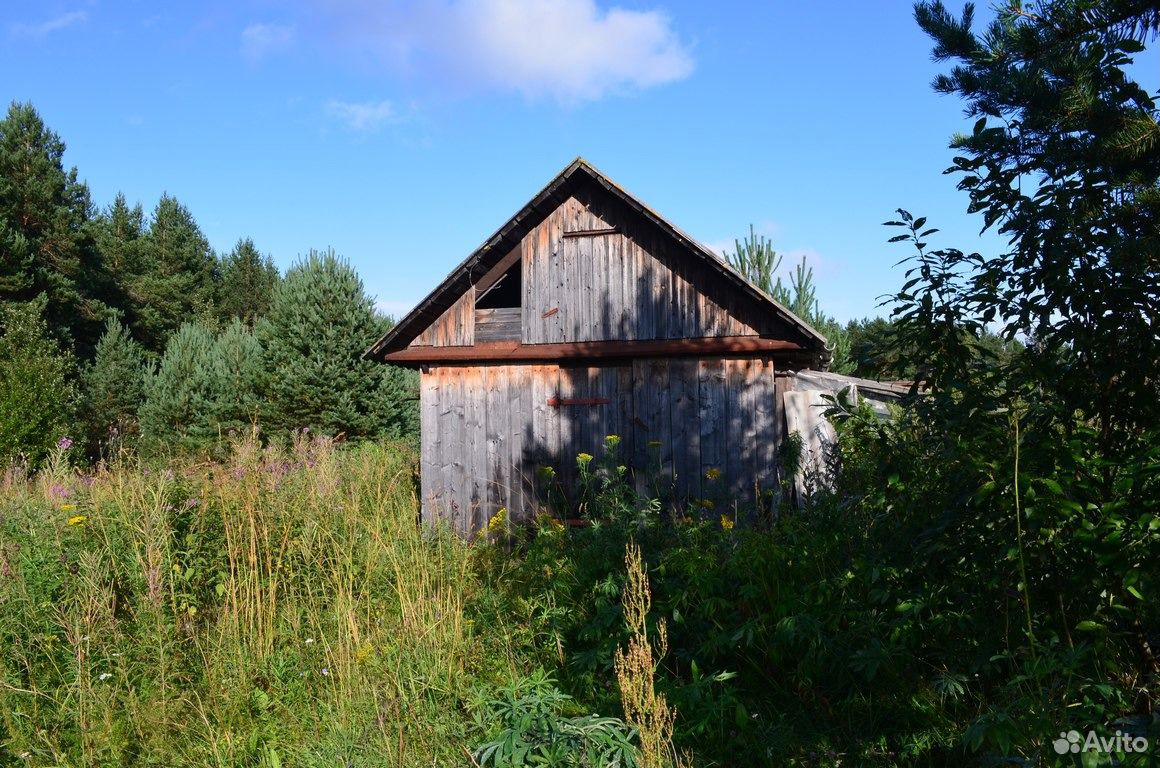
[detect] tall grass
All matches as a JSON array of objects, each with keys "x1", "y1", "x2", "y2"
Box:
[{"x1": 0, "y1": 434, "x2": 506, "y2": 766}]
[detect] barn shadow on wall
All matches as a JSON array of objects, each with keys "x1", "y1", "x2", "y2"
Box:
[{"x1": 504, "y1": 183, "x2": 795, "y2": 530}]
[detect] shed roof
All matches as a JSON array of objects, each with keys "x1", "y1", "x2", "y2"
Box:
[{"x1": 364, "y1": 158, "x2": 829, "y2": 362}]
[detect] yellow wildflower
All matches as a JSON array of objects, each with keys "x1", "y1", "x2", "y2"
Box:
[
  {"x1": 61, "y1": 503, "x2": 77, "y2": 511},
  {"x1": 355, "y1": 644, "x2": 375, "y2": 663},
  {"x1": 487, "y1": 507, "x2": 508, "y2": 533},
  {"x1": 536, "y1": 465, "x2": 556, "y2": 478},
  {"x1": 720, "y1": 515, "x2": 734, "y2": 531},
  {"x1": 704, "y1": 467, "x2": 722, "y2": 481},
  {"x1": 67, "y1": 515, "x2": 87, "y2": 526},
  {"x1": 699, "y1": 498, "x2": 715, "y2": 510},
  {"x1": 576, "y1": 452, "x2": 594, "y2": 466},
  {"x1": 604, "y1": 434, "x2": 621, "y2": 447}
]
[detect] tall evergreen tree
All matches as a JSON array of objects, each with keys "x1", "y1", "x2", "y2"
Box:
[
  {"x1": 911, "y1": 0, "x2": 1160, "y2": 436},
  {"x1": 190, "y1": 318, "x2": 264, "y2": 441},
  {"x1": 216, "y1": 238, "x2": 279, "y2": 325},
  {"x1": 370, "y1": 314, "x2": 420, "y2": 440},
  {"x1": 80, "y1": 317, "x2": 147, "y2": 455},
  {"x1": 259, "y1": 249, "x2": 408, "y2": 438},
  {"x1": 94, "y1": 193, "x2": 147, "y2": 282},
  {"x1": 92, "y1": 194, "x2": 150, "y2": 340},
  {"x1": 0, "y1": 102, "x2": 109, "y2": 354},
  {"x1": 724, "y1": 226, "x2": 852, "y2": 373},
  {"x1": 139, "y1": 322, "x2": 215, "y2": 452},
  {"x1": 0, "y1": 296, "x2": 77, "y2": 465},
  {"x1": 131, "y1": 195, "x2": 217, "y2": 352}
]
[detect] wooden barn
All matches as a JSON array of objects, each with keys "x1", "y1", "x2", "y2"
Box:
[{"x1": 365, "y1": 158, "x2": 829, "y2": 535}]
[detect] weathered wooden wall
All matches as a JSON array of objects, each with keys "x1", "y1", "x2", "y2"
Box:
[
  {"x1": 404, "y1": 179, "x2": 804, "y2": 352},
  {"x1": 411, "y1": 290, "x2": 474, "y2": 347},
  {"x1": 520, "y1": 192, "x2": 769, "y2": 344},
  {"x1": 419, "y1": 357, "x2": 784, "y2": 535}
]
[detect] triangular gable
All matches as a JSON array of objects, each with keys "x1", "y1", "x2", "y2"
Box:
[{"x1": 365, "y1": 158, "x2": 829, "y2": 363}]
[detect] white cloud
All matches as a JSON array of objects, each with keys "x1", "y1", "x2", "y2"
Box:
[
  {"x1": 316, "y1": 0, "x2": 693, "y2": 102},
  {"x1": 326, "y1": 99, "x2": 399, "y2": 131},
  {"x1": 10, "y1": 11, "x2": 87, "y2": 39},
  {"x1": 241, "y1": 23, "x2": 295, "y2": 61}
]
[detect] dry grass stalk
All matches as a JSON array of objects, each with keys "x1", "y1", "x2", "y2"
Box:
[{"x1": 615, "y1": 540, "x2": 685, "y2": 768}]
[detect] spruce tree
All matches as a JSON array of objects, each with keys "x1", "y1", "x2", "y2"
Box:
[
  {"x1": 258, "y1": 249, "x2": 397, "y2": 438},
  {"x1": 80, "y1": 317, "x2": 147, "y2": 455},
  {"x1": 216, "y1": 238, "x2": 279, "y2": 326},
  {"x1": 0, "y1": 296, "x2": 77, "y2": 465},
  {"x1": 132, "y1": 195, "x2": 217, "y2": 352},
  {"x1": 139, "y1": 322, "x2": 215, "y2": 452},
  {"x1": 92, "y1": 194, "x2": 149, "y2": 339}
]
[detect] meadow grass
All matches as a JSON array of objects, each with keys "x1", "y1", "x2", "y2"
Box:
[{"x1": 0, "y1": 434, "x2": 519, "y2": 767}]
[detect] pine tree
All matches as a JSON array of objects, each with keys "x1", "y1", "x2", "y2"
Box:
[
  {"x1": 370, "y1": 315, "x2": 420, "y2": 440},
  {"x1": 216, "y1": 238, "x2": 279, "y2": 325},
  {"x1": 0, "y1": 102, "x2": 109, "y2": 355},
  {"x1": 724, "y1": 227, "x2": 852, "y2": 373},
  {"x1": 724, "y1": 224, "x2": 787, "y2": 300},
  {"x1": 0, "y1": 296, "x2": 77, "y2": 465},
  {"x1": 190, "y1": 318, "x2": 264, "y2": 441},
  {"x1": 912, "y1": 0, "x2": 1160, "y2": 435},
  {"x1": 80, "y1": 317, "x2": 147, "y2": 455},
  {"x1": 258, "y1": 249, "x2": 402, "y2": 438},
  {"x1": 139, "y1": 322, "x2": 215, "y2": 452}
]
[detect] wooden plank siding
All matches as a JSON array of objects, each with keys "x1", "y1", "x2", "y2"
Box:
[
  {"x1": 418, "y1": 357, "x2": 785, "y2": 534},
  {"x1": 515, "y1": 189, "x2": 793, "y2": 346},
  {"x1": 474, "y1": 308, "x2": 521, "y2": 342},
  {"x1": 411, "y1": 290, "x2": 475, "y2": 347}
]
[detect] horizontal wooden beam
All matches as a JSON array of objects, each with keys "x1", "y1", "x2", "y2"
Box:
[
  {"x1": 474, "y1": 243, "x2": 522, "y2": 295},
  {"x1": 379, "y1": 336, "x2": 806, "y2": 365},
  {"x1": 562, "y1": 227, "x2": 619, "y2": 238}
]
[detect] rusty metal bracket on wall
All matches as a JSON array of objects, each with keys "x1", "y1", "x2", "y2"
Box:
[{"x1": 547, "y1": 396, "x2": 610, "y2": 408}]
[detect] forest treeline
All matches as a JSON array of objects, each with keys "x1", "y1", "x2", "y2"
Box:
[{"x1": 0, "y1": 102, "x2": 416, "y2": 464}]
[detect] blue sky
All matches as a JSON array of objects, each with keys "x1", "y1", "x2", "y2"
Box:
[{"x1": 4, "y1": 1, "x2": 1157, "y2": 323}]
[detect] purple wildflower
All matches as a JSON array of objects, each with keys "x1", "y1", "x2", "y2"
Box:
[{"x1": 57, "y1": 436, "x2": 73, "y2": 450}]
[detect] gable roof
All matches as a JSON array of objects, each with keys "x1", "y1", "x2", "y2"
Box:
[{"x1": 364, "y1": 158, "x2": 829, "y2": 362}]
